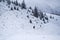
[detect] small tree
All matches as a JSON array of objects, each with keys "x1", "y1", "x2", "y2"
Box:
[
  {"x1": 32, "y1": 9, "x2": 34, "y2": 13},
  {"x1": 21, "y1": 0, "x2": 26, "y2": 9},
  {"x1": 11, "y1": 7, "x2": 13, "y2": 10},
  {"x1": 8, "y1": 5, "x2": 10, "y2": 8},
  {"x1": 39, "y1": 11, "x2": 44, "y2": 20},
  {"x1": 14, "y1": 6, "x2": 16, "y2": 10},
  {"x1": 43, "y1": 18, "x2": 46, "y2": 23},
  {"x1": 29, "y1": 6, "x2": 32, "y2": 10},
  {"x1": 7, "y1": 0, "x2": 11, "y2": 5},
  {"x1": 33, "y1": 6, "x2": 38, "y2": 18},
  {"x1": 30, "y1": 20, "x2": 32, "y2": 23},
  {"x1": 45, "y1": 16, "x2": 48, "y2": 20},
  {"x1": 33, "y1": 26, "x2": 35, "y2": 29},
  {"x1": 12, "y1": 0, "x2": 18, "y2": 6},
  {"x1": 27, "y1": 15, "x2": 29, "y2": 18},
  {"x1": 15, "y1": 0, "x2": 18, "y2": 6}
]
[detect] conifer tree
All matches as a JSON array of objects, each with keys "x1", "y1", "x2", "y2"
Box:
[
  {"x1": 39, "y1": 11, "x2": 44, "y2": 19},
  {"x1": 21, "y1": 0, "x2": 26, "y2": 9},
  {"x1": 15, "y1": 0, "x2": 18, "y2": 6},
  {"x1": 33, "y1": 6, "x2": 38, "y2": 18},
  {"x1": 7, "y1": 0, "x2": 11, "y2": 5}
]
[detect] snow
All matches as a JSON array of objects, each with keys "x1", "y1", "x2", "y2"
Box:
[
  {"x1": 0, "y1": 0, "x2": 60, "y2": 40},
  {"x1": 5, "y1": 32, "x2": 60, "y2": 40}
]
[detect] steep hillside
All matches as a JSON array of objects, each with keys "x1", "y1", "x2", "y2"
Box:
[{"x1": 0, "y1": 0, "x2": 60, "y2": 40}]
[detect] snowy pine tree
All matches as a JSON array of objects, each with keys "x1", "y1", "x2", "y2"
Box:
[
  {"x1": 33, "y1": 6, "x2": 38, "y2": 18},
  {"x1": 21, "y1": 0, "x2": 26, "y2": 9},
  {"x1": 6, "y1": 0, "x2": 11, "y2": 5},
  {"x1": 15, "y1": 0, "x2": 18, "y2": 6},
  {"x1": 39, "y1": 11, "x2": 44, "y2": 20}
]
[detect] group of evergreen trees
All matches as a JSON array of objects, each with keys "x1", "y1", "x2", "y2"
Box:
[
  {"x1": 4, "y1": 0, "x2": 26, "y2": 10},
  {"x1": 21, "y1": 0, "x2": 26, "y2": 9},
  {"x1": 32, "y1": 6, "x2": 44, "y2": 19},
  {"x1": 0, "y1": 0, "x2": 26, "y2": 10},
  {"x1": 12, "y1": 0, "x2": 26, "y2": 10},
  {"x1": 0, "y1": 0, "x2": 48, "y2": 23},
  {"x1": 33, "y1": 6, "x2": 39, "y2": 18},
  {"x1": 11, "y1": 0, "x2": 26, "y2": 9},
  {"x1": 32, "y1": 6, "x2": 48, "y2": 23}
]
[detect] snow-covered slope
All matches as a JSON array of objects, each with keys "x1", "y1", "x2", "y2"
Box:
[{"x1": 0, "y1": 1, "x2": 60, "y2": 40}]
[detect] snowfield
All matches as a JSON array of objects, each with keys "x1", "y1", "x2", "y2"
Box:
[{"x1": 0, "y1": 1, "x2": 60, "y2": 40}]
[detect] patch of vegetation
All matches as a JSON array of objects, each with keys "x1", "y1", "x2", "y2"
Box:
[
  {"x1": 21, "y1": 0, "x2": 26, "y2": 9},
  {"x1": 33, "y1": 6, "x2": 39, "y2": 18},
  {"x1": 33, "y1": 26, "x2": 35, "y2": 29},
  {"x1": 30, "y1": 20, "x2": 32, "y2": 23},
  {"x1": 50, "y1": 16, "x2": 54, "y2": 19},
  {"x1": 27, "y1": 15, "x2": 29, "y2": 18},
  {"x1": 7, "y1": 0, "x2": 11, "y2": 5}
]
